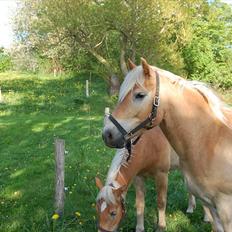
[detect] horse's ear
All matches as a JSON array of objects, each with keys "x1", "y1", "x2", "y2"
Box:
[
  {"x1": 113, "y1": 185, "x2": 127, "y2": 198},
  {"x1": 128, "y1": 58, "x2": 136, "y2": 70},
  {"x1": 95, "y1": 177, "x2": 103, "y2": 190},
  {"x1": 141, "y1": 57, "x2": 150, "y2": 77}
]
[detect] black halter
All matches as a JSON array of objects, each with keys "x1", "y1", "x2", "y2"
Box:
[{"x1": 107, "y1": 71, "x2": 160, "y2": 159}]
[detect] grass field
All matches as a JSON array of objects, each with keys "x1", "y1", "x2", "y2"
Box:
[{"x1": 0, "y1": 72, "x2": 231, "y2": 232}]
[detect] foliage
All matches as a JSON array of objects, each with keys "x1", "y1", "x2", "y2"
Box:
[
  {"x1": 11, "y1": 0, "x2": 232, "y2": 86},
  {"x1": 2, "y1": 72, "x2": 229, "y2": 231},
  {"x1": 182, "y1": 1, "x2": 232, "y2": 88},
  {"x1": 0, "y1": 48, "x2": 12, "y2": 72}
]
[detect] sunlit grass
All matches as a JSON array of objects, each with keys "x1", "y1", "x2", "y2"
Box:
[{"x1": 0, "y1": 71, "x2": 230, "y2": 231}]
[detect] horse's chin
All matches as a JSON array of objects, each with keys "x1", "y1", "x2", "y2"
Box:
[
  {"x1": 103, "y1": 139, "x2": 125, "y2": 149},
  {"x1": 102, "y1": 130, "x2": 125, "y2": 148}
]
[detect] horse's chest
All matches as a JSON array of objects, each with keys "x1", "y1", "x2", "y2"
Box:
[{"x1": 183, "y1": 170, "x2": 213, "y2": 205}]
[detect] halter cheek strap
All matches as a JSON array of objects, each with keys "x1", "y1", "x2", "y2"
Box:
[{"x1": 107, "y1": 71, "x2": 160, "y2": 159}]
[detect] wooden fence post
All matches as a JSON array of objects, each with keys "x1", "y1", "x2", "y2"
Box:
[
  {"x1": 0, "y1": 87, "x2": 4, "y2": 103},
  {"x1": 86, "y1": 80, "x2": 89, "y2": 97},
  {"x1": 105, "y1": 107, "x2": 110, "y2": 115},
  {"x1": 54, "y1": 139, "x2": 65, "y2": 216},
  {"x1": 104, "y1": 107, "x2": 110, "y2": 125}
]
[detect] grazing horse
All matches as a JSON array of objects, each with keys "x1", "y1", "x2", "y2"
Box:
[
  {"x1": 96, "y1": 127, "x2": 206, "y2": 232},
  {"x1": 102, "y1": 58, "x2": 232, "y2": 232}
]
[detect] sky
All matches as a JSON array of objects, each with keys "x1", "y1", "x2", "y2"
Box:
[
  {"x1": 0, "y1": 0, "x2": 232, "y2": 48},
  {"x1": 0, "y1": 0, "x2": 17, "y2": 48}
]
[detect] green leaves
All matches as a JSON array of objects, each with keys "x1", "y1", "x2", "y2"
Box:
[
  {"x1": 182, "y1": 1, "x2": 232, "y2": 88},
  {"x1": 12, "y1": 0, "x2": 232, "y2": 88},
  {"x1": 0, "y1": 48, "x2": 12, "y2": 72}
]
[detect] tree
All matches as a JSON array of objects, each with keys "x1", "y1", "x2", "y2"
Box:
[
  {"x1": 182, "y1": 0, "x2": 232, "y2": 88},
  {"x1": 12, "y1": 0, "x2": 232, "y2": 88}
]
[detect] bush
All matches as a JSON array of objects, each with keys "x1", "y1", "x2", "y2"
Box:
[{"x1": 0, "y1": 48, "x2": 12, "y2": 72}]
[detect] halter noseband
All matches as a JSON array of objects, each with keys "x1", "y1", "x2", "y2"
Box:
[{"x1": 107, "y1": 71, "x2": 160, "y2": 159}]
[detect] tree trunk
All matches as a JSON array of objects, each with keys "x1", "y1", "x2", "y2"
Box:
[
  {"x1": 88, "y1": 48, "x2": 116, "y2": 75},
  {"x1": 131, "y1": 45, "x2": 136, "y2": 63},
  {"x1": 109, "y1": 74, "x2": 120, "y2": 96},
  {"x1": 120, "y1": 34, "x2": 128, "y2": 76}
]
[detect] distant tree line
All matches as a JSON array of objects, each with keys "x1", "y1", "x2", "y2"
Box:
[{"x1": 6, "y1": 0, "x2": 232, "y2": 88}]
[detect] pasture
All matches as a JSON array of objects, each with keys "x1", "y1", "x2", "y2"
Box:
[{"x1": 0, "y1": 72, "x2": 231, "y2": 232}]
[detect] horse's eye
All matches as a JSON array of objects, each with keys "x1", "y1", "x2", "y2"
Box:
[
  {"x1": 135, "y1": 92, "x2": 146, "y2": 100},
  {"x1": 110, "y1": 211, "x2": 117, "y2": 217}
]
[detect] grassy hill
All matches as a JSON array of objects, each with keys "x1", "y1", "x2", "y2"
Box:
[{"x1": 1, "y1": 71, "x2": 227, "y2": 231}]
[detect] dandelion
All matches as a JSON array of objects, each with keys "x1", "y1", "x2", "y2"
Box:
[
  {"x1": 52, "y1": 213, "x2": 59, "y2": 220},
  {"x1": 75, "y1": 211, "x2": 81, "y2": 217}
]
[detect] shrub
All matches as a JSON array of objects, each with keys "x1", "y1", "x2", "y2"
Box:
[{"x1": 0, "y1": 48, "x2": 12, "y2": 72}]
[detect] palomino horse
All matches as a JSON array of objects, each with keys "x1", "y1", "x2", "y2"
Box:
[
  {"x1": 102, "y1": 59, "x2": 232, "y2": 232},
  {"x1": 96, "y1": 127, "x2": 207, "y2": 232}
]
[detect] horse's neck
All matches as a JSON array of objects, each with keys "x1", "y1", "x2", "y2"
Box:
[
  {"x1": 108, "y1": 150, "x2": 140, "y2": 189},
  {"x1": 115, "y1": 159, "x2": 138, "y2": 187},
  {"x1": 160, "y1": 80, "x2": 219, "y2": 158}
]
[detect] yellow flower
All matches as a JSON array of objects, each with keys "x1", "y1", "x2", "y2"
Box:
[
  {"x1": 92, "y1": 203, "x2": 95, "y2": 207},
  {"x1": 75, "y1": 211, "x2": 81, "y2": 217},
  {"x1": 52, "y1": 213, "x2": 59, "y2": 220},
  {"x1": 79, "y1": 221, "x2": 83, "y2": 225}
]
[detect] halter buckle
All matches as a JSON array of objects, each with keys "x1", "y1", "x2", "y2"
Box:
[{"x1": 154, "y1": 96, "x2": 160, "y2": 107}]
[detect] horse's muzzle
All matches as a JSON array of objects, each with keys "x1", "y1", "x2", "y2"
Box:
[{"x1": 102, "y1": 128, "x2": 125, "y2": 148}]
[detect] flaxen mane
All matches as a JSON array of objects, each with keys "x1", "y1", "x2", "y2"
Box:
[
  {"x1": 97, "y1": 149, "x2": 129, "y2": 204},
  {"x1": 119, "y1": 65, "x2": 232, "y2": 129}
]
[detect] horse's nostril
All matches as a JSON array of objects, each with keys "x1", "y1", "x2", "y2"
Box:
[
  {"x1": 105, "y1": 130, "x2": 113, "y2": 140},
  {"x1": 107, "y1": 131, "x2": 112, "y2": 140}
]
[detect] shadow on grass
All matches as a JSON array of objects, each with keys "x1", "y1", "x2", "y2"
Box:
[
  {"x1": 0, "y1": 72, "x2": 116, "y2": 231},
  {"x1": 0, "y1": 72, "x2": 212, "y2": 232}
]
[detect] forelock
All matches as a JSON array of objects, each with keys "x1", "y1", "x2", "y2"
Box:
[
  {"x1": 119, "y1": 66, "x2": 145, "y2": 102},
  {"x1": 97, "y1": 186, "x2": 116, "y2": 205}
]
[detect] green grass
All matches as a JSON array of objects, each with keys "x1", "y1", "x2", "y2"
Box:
[{"x1": 0, "y1": 71, "x2": 230, "y2": 232}]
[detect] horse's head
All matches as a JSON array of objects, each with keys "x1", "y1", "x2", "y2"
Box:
[
  {"x1": 95, "y1": 177, "x2": 126, "y2": 232},
  {"x1": 103, "y1": 58, "x2": 163, "y2": 148}
]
